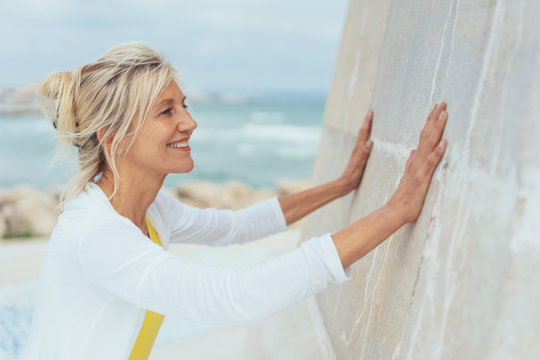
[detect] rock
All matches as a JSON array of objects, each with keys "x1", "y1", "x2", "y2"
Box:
[
  {"x1": 47, "y1": 186, "x2": 64, "y2": 204},
  {"x1": 0, "y1": 179, "x2": 308, "y2": 237},
  {"x1": 223, "y1": 181, "x2": 253, "y2": 199},
  {"x1": 275, "y1": 179, "x2": 312, "y2": 196},
  {"x1": 247, "y1": 189, "x2": 277, "y2": 205},
  {"x1": 174, "y1": 181, "x2": 231, "y2": 209},
  {"x1": 0, "y1": 189, "x2": 10, "y2": 208},
  {"x1": 222, "y1": 181, "x2": 255, "y2": 209},
  {"x1": 0, "y1": 184, "x2": 39, "y2": 207},
  {"x1": 174, "y1": 181, "x2": 273, "y2": 210},
  {"x1": 0, "y1": 212, "x2": 6, "y2": 238},
  {"x1": 3, "y1": 186, "x2": 59, "y2": 236}
]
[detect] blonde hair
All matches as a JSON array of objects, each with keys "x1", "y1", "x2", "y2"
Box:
[{"x1": 38, "y1": 42, "x2": 176, "y2": 208}]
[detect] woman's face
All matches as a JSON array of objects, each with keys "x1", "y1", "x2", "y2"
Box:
[{"x1": 125, "y1": 80, "x2": 197, "y2": 177}]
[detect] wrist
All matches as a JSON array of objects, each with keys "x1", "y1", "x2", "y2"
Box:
[
  {"x1": 382, "y1": 201, "x2": 409, "y2": 228},
  {"x1": 332, "y1": 177, "x2": 354, "y2": 197}
]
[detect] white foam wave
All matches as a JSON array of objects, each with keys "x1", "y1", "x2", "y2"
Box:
[
  {"x1": 249, "y1": 111, "x2": 285, "y2": 123},
  {"x1": 242, "y1": 124, "x2": 321, "y2": 143}
]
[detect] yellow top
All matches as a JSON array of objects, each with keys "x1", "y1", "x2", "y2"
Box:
[{"x1": 128, "y1": 219, "x2": 165, "y2": 360}]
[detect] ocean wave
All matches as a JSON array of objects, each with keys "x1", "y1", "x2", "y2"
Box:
[
  {"x1": 1, "y1": 103, "x2": 324, "y2": 190},
  {"x1": 249, "y1": 111, "x2": 284, "y2": 123},
  {"x1": 190, "y1": 123, "x2": 321, "y2": 145},
  {"x1": 274, "y1": 145, "x2": 317, "y2": 159},
  {"x1": 241, "y1": 124, "x2": 321, "y2": 143}
]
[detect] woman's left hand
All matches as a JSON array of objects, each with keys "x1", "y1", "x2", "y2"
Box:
[
  {"x1": 278, "y1": 110, "x2": 373, "y2": 225},
  {"x1": 337, "y1": 110, "x2": 374, "y2": 194}
]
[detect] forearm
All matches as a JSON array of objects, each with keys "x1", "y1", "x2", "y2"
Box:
[
  {"x1": 278, "y1": 179, "x2": 350, "y2": 226},
  {"x1": 331, "y1": 204, "x2": 406, "y2": 269}
]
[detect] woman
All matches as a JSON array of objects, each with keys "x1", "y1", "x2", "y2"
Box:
[{"x1": 22, "y1": 43, "x2": 448, "y2": 359}]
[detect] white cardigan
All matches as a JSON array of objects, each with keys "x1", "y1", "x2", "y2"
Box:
[{"x1": 21, "y1": 183, "x2": 351, "y2": 359}]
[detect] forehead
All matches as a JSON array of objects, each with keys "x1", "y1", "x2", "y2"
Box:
[{"x1": 155, "y1": 81, "x2": 185, "y2": 105}]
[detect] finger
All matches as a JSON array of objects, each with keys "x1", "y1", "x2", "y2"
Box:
[
  {"x1": 431, "y1": 102, "x2": 446, "y2": 129},
  {"x1": 419, "y1": 108, "x2": 448, "y2": 155},
  {"x1": 364, "y1": 139, "x2": 374, "y2": 152},
  {"x1": 426, "y1": 102, "x2": 446, "y2": 130},
  {"x1": 405, "y1": 149, "x2": 416, "y2": 168},
  {"x1": 427, "y1": 103, "x2": 439, "y2": 123},
  {"x1": 426, "y1": 139, "x2": 447, "y2": 175},
  {"x1": 426, "y1": 109, "x2": 448, "y2": 150},
  {"x1": 427, "y1": 103, "x2": 440, "y2": 122},
  {"x1": 433, "y1": 110, "x2": 448, "y2": 142},
  {"x1": 420, "y1": 104, "x2": 442, "y2": 150},
  {"x1": 358, "y1": 110, "x2": 373, "y2": 142},
  {"x1": 431, "y1": 102, "x2": 446, "y2": 121},
  {"x1": 356, "y1": 139, "x2": 373, "y2": 160}
]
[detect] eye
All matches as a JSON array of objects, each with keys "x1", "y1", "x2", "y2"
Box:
[
  {"x1": 160, "y1": 108, "x2": 172, "y2": 115},
  {"x1": 182, "y1": 97, "x2": 190, "y2": 109}
]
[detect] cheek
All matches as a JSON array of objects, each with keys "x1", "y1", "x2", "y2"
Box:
[{"x1": 129, "y1": 129, "x2": 164, "y2": 162}]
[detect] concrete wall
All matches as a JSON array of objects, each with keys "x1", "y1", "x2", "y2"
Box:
[{"x1": 302, "y1": 0, "x2": 540, "y2": 358}]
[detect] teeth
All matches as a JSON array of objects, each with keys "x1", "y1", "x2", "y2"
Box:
[{"x1": 167, "y1": 141, "x2": 189, "y2": 148}]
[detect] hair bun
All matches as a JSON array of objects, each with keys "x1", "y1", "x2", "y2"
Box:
[{"x1": 38, "y1": 71, "x2": 77, "y2": 132}]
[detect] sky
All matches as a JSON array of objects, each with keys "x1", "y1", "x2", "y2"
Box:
[{"x1": 0, "y1": 0, "x2": 349, "y2": 94}]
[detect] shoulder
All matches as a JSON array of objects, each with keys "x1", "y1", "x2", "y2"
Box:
[
  {"x1": 147, "y1": 189, "x2": 195, "y2": 232},
  {"x1": 150, "y1": 190, "x2": 186, "y2": 219},
  {"x1": 57, "y1": 183, "x2": 138, "y2": 239},
  {"x1": 154, "y1": 190, "x2": 181, "y2": 208}
]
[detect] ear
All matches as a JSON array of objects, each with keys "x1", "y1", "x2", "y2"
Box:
[
  {"x1": 96, "y1": 127, "x2": 112, "y2": 153},
  {"x1": 96, "y1": 127, "x2": 105, "y2": 143}
]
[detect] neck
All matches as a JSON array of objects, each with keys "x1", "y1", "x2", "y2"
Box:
[{"x1": 98, "y1": 166, "x2": 166, "y2": 235}]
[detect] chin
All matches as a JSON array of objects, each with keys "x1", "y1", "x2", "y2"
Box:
[{"x1": 172, "y1": 160, "x2": 195, "y2": 174}]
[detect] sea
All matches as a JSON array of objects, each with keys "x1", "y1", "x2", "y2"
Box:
[
  {"x1": 0, "y1": 95, "x2": 326, "y2": 191},
  {"x1": 0, "y1": 94, "x2": 326, "y2": 359}
]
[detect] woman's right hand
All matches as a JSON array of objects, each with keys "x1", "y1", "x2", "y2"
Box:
[{"x1": 387, "y1": 102, "x2": 448, "y2": 223}]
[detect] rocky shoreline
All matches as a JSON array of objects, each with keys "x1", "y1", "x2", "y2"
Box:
[{"x1": 0, "y1": 179, "x2": 311, "y2": 239}]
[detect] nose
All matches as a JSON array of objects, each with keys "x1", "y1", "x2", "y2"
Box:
[{"x1": 177, "y1": 109, "x2": 197, "y2": 134}]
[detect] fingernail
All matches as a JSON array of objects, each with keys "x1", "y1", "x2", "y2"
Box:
[{"x1": 367, "y1": 140, "x2": 373, "y2": 148}]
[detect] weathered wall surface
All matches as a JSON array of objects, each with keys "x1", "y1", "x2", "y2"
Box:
[{"x1": 302, "y1": 0, "x2": 540, "y2": 359}]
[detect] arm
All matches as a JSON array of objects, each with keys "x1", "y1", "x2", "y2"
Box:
[
  {"x1": 332, "y1": 103, "x2": 448, "y2": 268},
  {"x1": 166, "y1": 110, "x2": 373, "y2": 241},
  {"x1": 160, "y1": 193, "x2": 287, "y2": 246},
  {"x1": 278, "y1": 111, "x2": 374, "y2": 225},
  {"x1": 78, "y1": 223, "x2": 348, "y2": 326}
]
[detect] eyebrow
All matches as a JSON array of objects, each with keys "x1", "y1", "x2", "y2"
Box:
[{"x1": 156, "y1": 96, "x2": 187, "y2": 108}]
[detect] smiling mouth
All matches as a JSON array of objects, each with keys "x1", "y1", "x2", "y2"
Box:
[{"x1": 167, "y1": 140, "x2": 189, "y2": 148}]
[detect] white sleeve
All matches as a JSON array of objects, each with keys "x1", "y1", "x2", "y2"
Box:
[
  {"x1": 157, "y1": 192, "x2": 288, "y2": 246},
  {"x1": 78, "y1": 224, "x2": 352, "y2": 325}
]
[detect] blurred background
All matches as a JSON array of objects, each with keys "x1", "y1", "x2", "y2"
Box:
[
  {"x1": 0, "y1": 0, "x2": 348, "y2": 190},
  {"x1": 0, "y1": 1, "x2": 349, "y2": 358}
]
